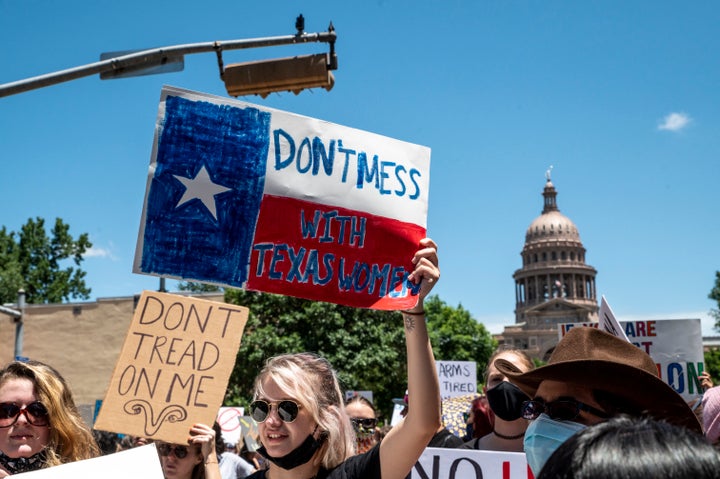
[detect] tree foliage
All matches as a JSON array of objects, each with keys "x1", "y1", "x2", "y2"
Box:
[
  {"x1": 0, "y1": 217, "x2": 91, "y2": 304},
  {"x1": 223, "y1": 290, "x2": 496, "y2": 421},
  {"x1": 704, "y1": 349, "x2": 720, "y2": 383},
  {"x1": 177, "y1": 281, "x2": 222, "y2": 293},
  {"x1": 710, "y1": 271, "x2": 720, "y2": 332}
]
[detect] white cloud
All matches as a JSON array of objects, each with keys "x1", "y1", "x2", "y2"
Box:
[
  {"x1": 83, "y1": 246, "x2": 116, "y2": 260},
  {"x1": 658, "y1": 112, "x2": 691, "y2": 132}
]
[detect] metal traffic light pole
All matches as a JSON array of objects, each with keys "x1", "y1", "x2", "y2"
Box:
[{"x1": 0, "y1": 15, "x2": 337, "y2": 98}]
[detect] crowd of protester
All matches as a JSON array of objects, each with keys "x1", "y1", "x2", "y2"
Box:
[{"x1": 5, "y1": 238, "x2": 720, "y2": 479}]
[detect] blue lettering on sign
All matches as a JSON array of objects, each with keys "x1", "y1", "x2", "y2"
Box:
[
  {"x1": 273, "y1": 129, "x2": 423, "y2": 199},
  {"x1": 252, "y1": 243, "x2": 419, "y2": 298},
  {"x1": 300, "y1": 209, "x2": 366, "y2": 247}
]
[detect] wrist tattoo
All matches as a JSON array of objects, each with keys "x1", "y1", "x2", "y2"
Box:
[{"x1": 404, "y1": 316, "x2": 416, "y2": 331}]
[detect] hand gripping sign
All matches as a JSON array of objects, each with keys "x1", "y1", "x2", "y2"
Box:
[{"x1": 134, "y1": 86, "x2": 431, "y2": 310}]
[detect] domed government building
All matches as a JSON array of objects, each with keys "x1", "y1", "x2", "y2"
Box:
[{"x1": 497, "y1": 172, "x2": 599, "y2": 360}]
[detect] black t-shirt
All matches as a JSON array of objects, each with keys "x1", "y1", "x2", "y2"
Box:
[
  {"x1": 426, "y1": 428, "x2": 464, "y2": 448},
  {"x1": 246, "y1": 444, "x2": 381, "y2": 479}
]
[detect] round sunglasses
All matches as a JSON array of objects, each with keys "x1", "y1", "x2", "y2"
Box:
[
  {"x1": 157, "y1": 443, "x2": 191, "y2": 459},
  {"x1": 521, "y1": 398, "x2": 610, "y2": 421},
  {"x1": 350, "y1": 417, "x2": 377, "y2": 429},
  {"x1": 250, "y1": 399, "x2": 301, "y2": 423},
  {"x1": 0, "y1": 402, "x2": 49, "y2": 428}
]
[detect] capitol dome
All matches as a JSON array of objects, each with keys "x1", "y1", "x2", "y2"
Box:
[
  {"x1": 525, "y1": 180, "x2": 581, "y2": 243},
  {"x1": 505, "y1": 174, "x2": 599, "y2": 359}
]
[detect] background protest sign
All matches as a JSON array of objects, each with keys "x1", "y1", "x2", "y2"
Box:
[
  {"x1": 597, "y1": 295, "x2": 630, "y2": 341},
  {"x1": 436, "y1": 360, "x2": 477, "y2": 398},
  {"x1": 216, "y1": 406, "x2": 244, "y2": 447},
  {"x1": 559, "y1": 318, "x2": 704, "y2": 399},
  {"x1": 134, "y1": 86, "x2": 431, "y2": 310},
  {"x1": 14, "y1": 443, "x2": 163, "y2": 479},
  {"x1": 95, "y1": 291, "x2": 248, "y2": 443},
  {"x1": 410, "y1": 447, "x2": 532, "y2": 479}
]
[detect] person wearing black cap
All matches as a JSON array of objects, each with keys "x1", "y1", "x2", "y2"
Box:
[{"x1": 495, "y1": 327, "x2": 702, "y2": 476}]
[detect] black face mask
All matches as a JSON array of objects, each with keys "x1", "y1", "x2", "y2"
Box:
[
  {"x1": 257, "y1": 431, "x2": 326, "y2": 470},
  {"x1": 486, "y1": 381, "x2": 529, "y2": 421}
]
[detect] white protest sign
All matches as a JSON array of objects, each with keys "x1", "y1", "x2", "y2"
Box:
[
  {"x1": 216, "y1": 406, "x2": 244, "y2": 446},
  {"x1": 559, "y1": 318, "x2": 704, "y2": 399},
  {"x1": 14, "y1": 443, "x2": 162, "y2": 479},
  {"x1": 437, "y1": 360, "x2": 477, "y2": 398},
  {"x1": 410, "y1": 447, "x2": 532, "y2": 479},
  {"x1": 135, "y1": 86, "x2": 431, "y2": 310},
  {"x1": 598, "y1": 295, "x2": 630, "y2": 341}
]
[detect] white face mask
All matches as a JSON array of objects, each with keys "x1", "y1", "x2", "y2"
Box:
[{"x1": 523, "y1": 413, "x2": 587, "y2": 476}]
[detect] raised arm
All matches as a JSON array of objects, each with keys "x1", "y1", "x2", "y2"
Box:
[
  {"x1": 188, "y1": 423, "x2": 222, "y2": 479},
  {"x1": 379, "y1": 237, "x2": 442, "y2": 479}
]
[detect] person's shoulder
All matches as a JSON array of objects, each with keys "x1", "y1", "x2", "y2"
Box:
[
  {"x1": 245, "y1": 469, "x2": 266, "y2": 479},
  {"x1": 458, "y1": 437, "x2": 481, "y2": 449},
  {"x1": 427, "y1": 428, "x2": 464, "y2": 448}
]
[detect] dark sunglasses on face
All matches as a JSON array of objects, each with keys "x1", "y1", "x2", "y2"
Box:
[
  {"x1": 350, "y1": 417, "x2": 377, "y2": 429},
  {"x1": 157, "y1": 443, "x2": 190, "y2": 459},
  {"x1": 0, "y1": 402, "x2": 49, "y2": 428},
  {"x1": 250, "y1": 399, "x2": 301, "y2": 423},
  {"x1": 521, "y1": 398, "x2": 610, "y2": 421}
]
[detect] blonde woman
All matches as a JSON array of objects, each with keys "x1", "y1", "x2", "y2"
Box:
[{"x1": 245, "y1": 238, "x2": 441, "y2": 479}]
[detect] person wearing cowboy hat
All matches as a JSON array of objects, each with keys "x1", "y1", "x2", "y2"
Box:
[{"x1": 494, "y1": 326, "x2": 702, "y2": 476}]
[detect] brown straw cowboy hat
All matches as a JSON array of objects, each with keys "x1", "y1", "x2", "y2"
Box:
[{"x1": 494, "y1": 327, "x2": 701, "y2": 433}]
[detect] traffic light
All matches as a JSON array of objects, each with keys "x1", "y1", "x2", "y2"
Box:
[{"x1": 222, "y1": 53, "x2": 334, "y2": 98}]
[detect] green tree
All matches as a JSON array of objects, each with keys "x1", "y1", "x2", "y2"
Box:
[
  {"x1": 177, "y1": 281, "x2": 222, "y2": 293},
  {"x1": 223, "y1": 290, "x2": 496, "y2": 420},
  {"x1": 705, "y1": 349, "x2": 720, "y2": 383},
  {"x1": 0, "y1": 217, "x2": 92, "y2": 304},
  {"x1": 424, "y1": 295, "x2": 498, "y2": 386},
  {"x1": 710, "y1": 271, "x2": 720, "y2": 331}
]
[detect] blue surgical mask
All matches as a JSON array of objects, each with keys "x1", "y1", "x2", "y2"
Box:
[{"x1": 523, "y1": 413, "x2": 586, "y2": 476}]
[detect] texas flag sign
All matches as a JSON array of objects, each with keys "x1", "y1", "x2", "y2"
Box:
[{"x1": 134, "y1": 86, "x2": 431, "y2": 310}]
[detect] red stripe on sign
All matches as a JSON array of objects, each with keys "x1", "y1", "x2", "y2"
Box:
[{"x1": 246, "y1": 195, "x2": 426, "y2": 309}]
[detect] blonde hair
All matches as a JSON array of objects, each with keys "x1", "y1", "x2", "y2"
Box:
[
  {"x1": 0, "y1": 360, "x2": 100, "y2": 465},
  {"x1": 254, "y1": 353, "x2": 355, "y2": 469}
]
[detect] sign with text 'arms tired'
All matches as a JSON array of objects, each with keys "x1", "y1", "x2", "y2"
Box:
[
  {"x1": 94, "y1": 291, "x2": 248, "y2": 444},
  {"x1": 134, "y1": 86, "x2": 431, "y2": 310}
]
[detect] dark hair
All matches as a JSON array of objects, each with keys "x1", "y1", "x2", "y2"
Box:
[
  {"x1": 344, "y1": 395, "x2": 376, "y2": 415},
  {"x1": 212, "y1": 422, "x2": 225, "y2": 456},
  {"x1": 92, "y1": 429, "x2": 121, "y2": 455},
  {"x1": 537, "y1": 415, "x2": 720, "y2": 479}
]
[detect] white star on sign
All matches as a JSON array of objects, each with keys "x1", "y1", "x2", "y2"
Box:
[{"x1": 173, "y1": 165, "x2": 232, "y2": 221}]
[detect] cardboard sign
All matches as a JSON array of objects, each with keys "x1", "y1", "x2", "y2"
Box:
[
  {"x1": 559, "y1": 318, "x2": 704, "y2": 399},
  {"x1": 134, "y1": 86, "x2": 431, "y2": 310},
  {"x1": 410, "y1": 448, "x2": 533, "y2": 479},
  {"x1": 437, "y1": 360, "x2": 477, "y2": 398},
  {"x1": 14, "y1": 443, "x2": 163, "y2": 479},
  {"x1": 95, "y1": 291, "x2": 248, "y2": 443}
]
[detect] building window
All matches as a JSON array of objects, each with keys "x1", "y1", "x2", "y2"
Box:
[{"x1": 529, "y1": 337, "x2": 537, "y2": 347}]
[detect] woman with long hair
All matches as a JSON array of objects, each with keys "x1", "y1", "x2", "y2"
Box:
[
  {"x1": 245, "y1": 238, "x2": 441, "y2": 479},
  {"x1": 0, "y1": 359, "x2": 99, "y2": 476}
]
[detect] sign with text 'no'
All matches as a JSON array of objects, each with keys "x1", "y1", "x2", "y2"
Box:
[
  {"x1": 94, "y1": 291, "x2": 248, "y2": 444},
  {"x1": 134, "y1": 86, "x2": 431, "y2": 310}
]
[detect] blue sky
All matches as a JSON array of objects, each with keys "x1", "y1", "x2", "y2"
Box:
[{"x1": 2, "y1": 1, "x2": 718, "y2": 336}]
